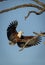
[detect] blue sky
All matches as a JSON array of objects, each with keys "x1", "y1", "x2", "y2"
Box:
[{"x1": 0, "y1": 0, "x2": 45, "y2": 65}]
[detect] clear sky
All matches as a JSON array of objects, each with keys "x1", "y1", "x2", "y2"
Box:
[{"x1": 0, "y1": 0, "x2": 45, "y2": 65}]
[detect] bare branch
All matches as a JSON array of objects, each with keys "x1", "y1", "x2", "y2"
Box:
[
  {"x1": 33, "y1": 0, "x2": 45, "y2": 7},
  {"x1": 0, "y1": 0, "x2": 45, "y2": 19},
  {"x1": 25, "y1": 8, "x2": 45, "y2": 19},
  {"x1": 0, "y1": 4, "x2": 43, "y2": 13}
]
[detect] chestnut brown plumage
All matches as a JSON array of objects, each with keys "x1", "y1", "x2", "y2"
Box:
[{"x1": 7, "y1": 21, "x2": 45, "y2": 51}]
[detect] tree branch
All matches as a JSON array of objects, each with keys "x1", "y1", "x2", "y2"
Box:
[
  {"x1": 0, "y1": 0, "x2": 45, "y2": 19},
  {"x1": 33, "y1": 0, "x2": 45, "y2": 7},
  {"x1": 25, "y1": 8, "x2": 45, "y2": 19},
  {"x1": 0, "y1": 4, "x2": 43, "y2": 13}
]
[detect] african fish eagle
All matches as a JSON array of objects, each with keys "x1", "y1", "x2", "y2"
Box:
[{"x1": 7, "y1": 20, "x2": 45, "y2": 51}]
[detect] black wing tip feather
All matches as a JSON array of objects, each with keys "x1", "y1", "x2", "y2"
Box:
[
  {"x1": 33, "y1": 36, "x2": 42, "y2": 46},
  {"x1": 7, "y1": 20, "x2": 18, "y2": 40},
  {"x1": 7, "y1": 20, "x2": 18, "y2": 32}
]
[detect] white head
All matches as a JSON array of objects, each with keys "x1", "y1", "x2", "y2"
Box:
[{"x1": 17, "y1": 31, "x2": 24, "y2": 38}]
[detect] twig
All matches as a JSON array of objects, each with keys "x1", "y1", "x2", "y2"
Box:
[{"x1": 25, "y1": 8, "x2": 45, "y2": 19}]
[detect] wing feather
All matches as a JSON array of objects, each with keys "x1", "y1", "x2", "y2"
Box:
[
  {"x1": 19, "y1": 36, "x2": 42, "y2": 51},
  {"x1": 7, "y1": 20, "x2": 18, "y2": 41}
]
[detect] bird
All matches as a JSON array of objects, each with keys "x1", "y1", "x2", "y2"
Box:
[{"x1": 7, "y1": 20, "x2": 45, "y2": 51}]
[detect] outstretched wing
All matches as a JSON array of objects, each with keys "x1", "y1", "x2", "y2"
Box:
[
  {"x1": 7, "y1": 20, "x2": 18, "y2": 41},
  {"x1": 19, "y1": 36, "x2": 41, "y2": 51}
]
